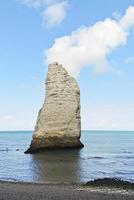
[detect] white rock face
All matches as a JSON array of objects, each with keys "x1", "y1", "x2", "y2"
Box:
[{"x1": 25, "y1": 63, "x2": 84, "y2": 153}]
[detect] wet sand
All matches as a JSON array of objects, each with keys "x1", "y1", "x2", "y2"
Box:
[{"x1": 0, "y1": 181, "x2": 134, "y2": 200}]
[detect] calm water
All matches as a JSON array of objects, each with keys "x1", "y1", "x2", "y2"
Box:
[{"x1": 0, "y1": 131, "x2": 134, "y2": 183}]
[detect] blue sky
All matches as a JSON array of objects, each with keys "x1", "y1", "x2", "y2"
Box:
[{"x1": 0, "y1": 0, "x2": 134, "y2": 130}]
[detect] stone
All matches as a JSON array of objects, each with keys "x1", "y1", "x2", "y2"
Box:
[{"x1": 25, "y1": 63, "x2": 84, "y2": 153}]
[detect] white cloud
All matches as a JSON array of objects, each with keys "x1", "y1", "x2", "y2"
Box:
[
  {"x1": 112, "y1": 11, "x2": 121, "y2": 20},
  {"x1": 0, "y1": 114, "x2": 35, "y2": 130},
  {"x1": 45, "y1": 6, "x2": 134, "y2": 77},
  {"x1": 2, "y1": 115, "x2": 14, "y2": 120},
  {"x1": 19, "y1": 0, "x2": 69, "y2": 27},
  {"x1": 119, "y1": 6, "x2": 134, "y2": 30},
  {"x1": 42, "y1": 1, "x2": 69, "y2": 28},
  {"x1": 82, "y1": 104, "x2": 134, "y2": 131},
  {"x1": 19, "y1": 0, "x2": 42, "y2": 8}
]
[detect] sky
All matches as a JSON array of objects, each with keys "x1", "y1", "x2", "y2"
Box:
[{"x1": 0, "y1": 0, "x2": 134, "y2": 131}]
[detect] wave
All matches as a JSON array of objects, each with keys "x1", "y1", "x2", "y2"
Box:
[
  {"x1": 0, "y1": 148, "x2": 20, "y2": 152},
  {"x1": 115, "y1": 154, "x2": 134, "y2": 159},
  {"x1": 86, "y1": 156, "x2": 104, "y2": 160}
]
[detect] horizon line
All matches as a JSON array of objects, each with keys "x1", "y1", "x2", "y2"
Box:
[{"x1": 0, "y1": 129, "x2": 134, "y2": 132}]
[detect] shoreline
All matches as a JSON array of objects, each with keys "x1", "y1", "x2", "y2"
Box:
[
  {"x1": 0, "y1": 179, "x2": 134, "y2": 200},
  {"x1": 0, "y1": 178, "x2": 134, "y2": 189}
]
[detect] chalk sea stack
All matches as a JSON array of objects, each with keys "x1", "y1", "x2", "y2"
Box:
[{"x1": 25, "y1": 62, "x2": 84, "y2": 153}]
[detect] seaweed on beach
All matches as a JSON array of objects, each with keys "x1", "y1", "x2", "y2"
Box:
[{"x1": 84, "y1": 178, "x2": 134, "y2": 190}]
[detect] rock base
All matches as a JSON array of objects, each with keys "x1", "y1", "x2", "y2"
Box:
[{"x1": 25, "y1": 138, "x2": 84, "y2": 154}]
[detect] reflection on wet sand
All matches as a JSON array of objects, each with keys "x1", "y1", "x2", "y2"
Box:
[{"x1": 31, "y1": 149, "x2": 82, "y2": 183}]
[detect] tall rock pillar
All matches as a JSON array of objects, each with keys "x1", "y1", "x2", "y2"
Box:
[{"x1": 25, "y1": 62, "x2": 84, "y2": 153}]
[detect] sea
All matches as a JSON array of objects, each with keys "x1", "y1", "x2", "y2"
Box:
[{"x1": 0, "y1": 130, "x2": 134, "y2": 183}]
